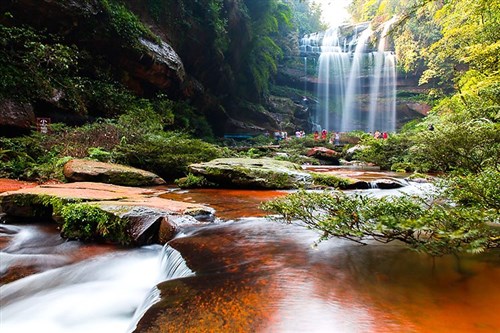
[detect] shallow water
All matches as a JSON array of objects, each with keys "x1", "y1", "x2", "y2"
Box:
[{"x1": 1, "y1": 179, "x2": 499, "y2": 332}]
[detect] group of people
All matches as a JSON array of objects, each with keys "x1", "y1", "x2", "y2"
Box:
[
  {"x1": 313, "y1": 129, "x2": 341, "y2": 145},
  {"x1": 272, "y1": 128, "x2": 390, "y2": 144},
  {"x1": 373, "y1": 130, "x2": 389, "y2": 139}
]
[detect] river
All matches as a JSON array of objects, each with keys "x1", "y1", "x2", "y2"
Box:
[{"x1": 1, "y1": 178, "x2": 499, "y2": 332}]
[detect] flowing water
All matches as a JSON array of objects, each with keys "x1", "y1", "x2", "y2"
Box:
[
  {"x1": 300, "y1": 20, "x2": 398, "y2": 132},
  {"x1": 1, "y1": 180, "x2": 499, "y2": 332}
]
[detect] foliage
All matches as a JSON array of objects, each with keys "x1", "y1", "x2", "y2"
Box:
[
  {"x1": 444, "y1": 168, "x2": 500, "y2": 212},
  {"x1": 288, "y1": 0, "x2": 326, "y2": 35},
  {"x1": 410, "y1": 119, "x2": 500, "y2": 173},
  {"x1": 262, "y1": 186, "x2": 499, "y2": 256},
  {"x1": 175, "y1": 173, "x2": 209, "y2": 189},
  {"x1": 311, "y1": 173, "x2": 352, "y2": 189},
  {"x1": 239, "y1": 0, "x2": 294, "y2": 99},
  {"x1": 355, "y1": 134, "x2": 415, "y2": 171},
  {"x1": 0, "y1": 24, "x2": 81, "y2": 106},
  {"x1": 60, "y1": 203, "x2": 130, "y2": 244},
  {"x1": 100, "y1": 0, "x2": 159, "y2": 46},
  {"x1": 113, "y1": 131, "x2": 221, "y2": 180},
  {"x1": 0, "y1": 100, "x2": 218, "y2": 181}
]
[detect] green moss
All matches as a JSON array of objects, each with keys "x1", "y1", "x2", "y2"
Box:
[
  {"x1": 60, "y1": 203, "x2": 131, "y2": 245},
  {"x1": 311, "y1": 173, "x2": 353, "y2": 189}
]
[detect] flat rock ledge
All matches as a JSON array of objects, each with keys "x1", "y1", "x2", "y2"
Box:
[
  {"x1": 63, "y1": 159, "x2": 166, "y2": 186},
  {"x1": 0, "y1": 182, "x2": 214, "y2": 246},
  {"x1": 188, "y1": 158, "x2": 312, "y2": 189}
]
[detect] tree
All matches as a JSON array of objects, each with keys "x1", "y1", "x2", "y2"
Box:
[{"x1": 262, "y1": 175, "x2": 499, "y2": 256}]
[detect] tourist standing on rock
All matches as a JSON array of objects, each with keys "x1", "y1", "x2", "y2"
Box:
[
  {"x1": 321, "y1": 129, "x2": 327, "y2": 141},
  {"x1": 335, "y1": 132, "x2": 340, "y2": 145},
  {"x1": 314, "y1": 131, "x2": 319, "y2": 141}
]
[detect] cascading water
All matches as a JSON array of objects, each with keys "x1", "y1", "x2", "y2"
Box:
[
  {"x1": 300, "y1": 19, "x2": 397, "y2": 133},
  {"x1": 316, "y1": 27, "x2": 350, "y2": 131},
  {"x1": 341, "y1": 27, "x2": 373, "y2": 132},
  {"x1": 0, "y1": 230, "x2": 194, "y2": 333},
  {"x1": 368, "y1": 17, "x2": 397, "y2": 132}
]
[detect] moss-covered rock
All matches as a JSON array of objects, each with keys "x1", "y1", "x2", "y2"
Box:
[
  {"x1": 0, "y1": 182, "x2": 214, "y2": 245},
  {"x1": 188, "y1": 158, "x2": 312, "y2": 189},
  {"x1": 63, "y1": 159, "x2": 166, "y2": 186}
]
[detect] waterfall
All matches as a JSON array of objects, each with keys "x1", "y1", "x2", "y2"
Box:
[
  {"x1": 341, "y1": 27, "x2": 373, "y2": 132},
  {"x1": 300, "y1": 20, "x2": 397, "y2": 133},
  {"x1": 368, "y1": 18, "x2": 397, "y2": 132},
  {"x1": 316, "y1": 26, "x2": 350, "y2": 131}
]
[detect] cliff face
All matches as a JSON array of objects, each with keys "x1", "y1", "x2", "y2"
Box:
[
  {"x1": 1, "y1": 0, "x2": 298, "y2": 136},
  {"x1": 0, "y1": 0, "x2": 190, "y2": 134}
]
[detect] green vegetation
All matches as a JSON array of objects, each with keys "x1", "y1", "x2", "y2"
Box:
[
  {"x1": 310, "y1": 173, "x2": 353, "y2": 189},
  {"x1": 175, "y1": 173, "x2": 209, "y2": 189},
  {"x1": 262, "y1": 0, "x2": 500, "y2": 256},
  {"x1": 61, "y1": 203, "x2": 130, "y2": 244},
  {"x1": 0, "y1": 106, "x2": 222, "y2": 181},
  {"x1": 262, "y1": 173, "x2": 499, "y2": 256}
]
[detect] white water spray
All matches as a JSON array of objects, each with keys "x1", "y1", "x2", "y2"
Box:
[{"x1": 368, "y1": 17, "x2": 397, "y2": 132}]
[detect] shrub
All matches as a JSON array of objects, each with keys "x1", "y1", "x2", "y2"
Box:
[
  {"x1": 175, "y1": 173, "x2": 209, "y2": 188},
  {"x1": 310, "y1": 172, "x2": 352, "y2": 188},
  {"x1": 410, "y1": 119, "x2": 500, "y2": 173},
  {"x1": 114, "y1": 132, "x2": 221, "y2": 179},
  {"x1": 355, "y1": 134, "x2": 414, "y2": 171}
]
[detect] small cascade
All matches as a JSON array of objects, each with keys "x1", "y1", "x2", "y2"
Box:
[
  {"x1": 303, "y1": 56, "x2": 308, "y2": 95},
  {"x1": 316, "y1": 26, "x2": 350, "y2": 131},
  {"x1": 127, "y1": 244, "x2": 194, "y2": 333},
  {"x1": 368, "y1": 17, "x2": 397, "y2": 132},
  {"x1": 159, "y1": 244, "x2": 194, "y2": 280}
]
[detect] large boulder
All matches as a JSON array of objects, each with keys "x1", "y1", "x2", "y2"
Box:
[
  {"x1": 306, "y1": 147, "x2": 340, "y2": 164},
  {"x1": 188, "y1": 158, "x2": 312, "y2": 189},
  {"x1": 63, "y1": 159, "x2": 165, "y2": 186},
  {"x1": 0, "y1": 182, "x2": 213, "y2": 245},
  {"x1": 0, "y1": 100, "x2": 36, "y2": 136}
]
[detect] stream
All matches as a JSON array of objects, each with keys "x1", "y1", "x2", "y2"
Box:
[{"x1": 1, "y1": 178, "x2": 499, "y2": 332}]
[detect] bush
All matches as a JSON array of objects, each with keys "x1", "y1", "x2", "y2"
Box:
[
  {"x1": 355, "y1": 134, "x2": 414, "y2": 171},
  {"x1": 311, "y1": 172, "x2": 352, "y2": 188},
  {"x1": 175, "y1": 173, "x2": 209, "y2": 188},
  {"x1": 114, "y1": 132, "x2": 221, "y2": 179},
  {"x1": 410, "y1": 119, "x2": 500, "y2": 173}
]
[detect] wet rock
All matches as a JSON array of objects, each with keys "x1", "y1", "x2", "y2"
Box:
[
  {"x1": 374, "y1": 178, "x2": 406, "y2": 189},
  {"x1": 63, "y1": 159, "x2": 165, "y2": 186},
  {"x1": 188, "y1": 158, "x2": 312, "y2": 189},
  {"x1": 90, "y1": 205, "x2": 206, "y2": 245}
]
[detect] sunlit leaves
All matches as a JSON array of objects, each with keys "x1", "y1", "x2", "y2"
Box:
[{"x1": 262, "y1": 183, "x2": 499, "y2": 256}]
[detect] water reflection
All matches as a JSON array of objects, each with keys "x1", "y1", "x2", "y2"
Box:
[
  {"x1": 136, "y1": 219, "x2": 500, "y2": 332},
  {"x1": 1, "y1": 182, "x2": 499, "y2": 332}
]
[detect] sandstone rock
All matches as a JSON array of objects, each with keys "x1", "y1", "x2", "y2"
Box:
[
  {"x1": 188, "y1": 158, "x2": 312, "y2": 189},
  {"x1": 63, "y1": 159, "x2": 165, "y2": 186},
  {"x1": 0, "y1": 182, "x2": 214, "y2": 245},
  {"x1": 306, "y1": 147, "x2": 340, "y2": 164},
  {"x1": 0, "y1": 100, "x2": 35, "y2": 135}
]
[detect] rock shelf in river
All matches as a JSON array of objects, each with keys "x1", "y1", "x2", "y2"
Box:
[{"x1": 0, "y1": 182, "x2": 214, "y2": 246}]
